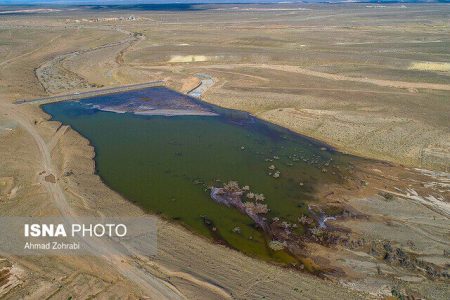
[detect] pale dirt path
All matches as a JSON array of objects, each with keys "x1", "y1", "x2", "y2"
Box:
[
  {"x1": 47, "y1": 124, "x2": 69, "y2": 152},
  {"x1": 256, "y1": 64, "x2": 450, "y2": 91},
  {"x1": 137, "y1": 63, "x2": 450, "y2": 91},
  {"x1": 0, "y1": 102, "x2": 188, "y2": 299}
]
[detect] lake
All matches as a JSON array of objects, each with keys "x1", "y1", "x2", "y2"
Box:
[{"x1": 42, "y1": 87, "x2": 359, "y2": 264}]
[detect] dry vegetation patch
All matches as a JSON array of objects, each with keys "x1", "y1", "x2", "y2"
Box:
[{"x1": 409, "y1": 62, "x2": 450, "y2": 72}]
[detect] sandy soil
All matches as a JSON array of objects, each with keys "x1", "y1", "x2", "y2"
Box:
[{"x1": 0, "y1": 3, "x2": 449, "y2": 299}]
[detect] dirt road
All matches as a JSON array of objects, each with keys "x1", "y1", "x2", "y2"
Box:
[
  {"x1": 1, "y1": 102, "x2": 189, "y2": 299},
  {"x1": 138, "y1": 63, "x2": 450, "y2": 91}
]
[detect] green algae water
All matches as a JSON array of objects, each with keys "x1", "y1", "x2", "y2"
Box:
[{"x1": 42, "y1": 87, "x2": 356, "y2": 263}]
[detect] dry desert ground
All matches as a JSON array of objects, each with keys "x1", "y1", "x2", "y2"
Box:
[{"x1": 0, "y1": 3, "x2": 449, "y2": 299}]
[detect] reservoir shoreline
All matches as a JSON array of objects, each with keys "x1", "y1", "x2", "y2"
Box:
[
  {"x1": 40, "y1": 85, "x2": 389, "y2": 269},
  {"x1": 40, "y1": 86, "x2": 357, "y2": 264}
]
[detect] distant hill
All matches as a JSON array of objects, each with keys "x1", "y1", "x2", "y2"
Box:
[{"x1": 1, "y1": 0, "x2": 449, "y2": 5}]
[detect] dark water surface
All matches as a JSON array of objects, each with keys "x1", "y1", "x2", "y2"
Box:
[{"x1": 43, "y1": 87, "x2": 359, "y2": 263}]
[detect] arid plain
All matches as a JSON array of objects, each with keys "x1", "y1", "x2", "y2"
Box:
[{"x1": 0, "y1": 3, "x2": 449, "y2": 299}]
